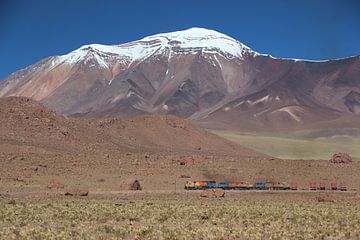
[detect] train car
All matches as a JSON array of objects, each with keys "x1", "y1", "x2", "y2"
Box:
[
  {"x1": 228, "y1": 182, "x2": 240, "y2": 190},
  {"x1": 254, "y1": 182, "x2": 270, "y2": 190},
  {"x1": 340, "y1": 182, "x2": 347, "y2": 191},
  {"x1": 290, "y1": 182, "x2": 298, "y2": 190},
  {"x1": 318, "y1": 182, "x2": 326, "y2": 190},
  {"x1": 241, "y1": 181, "x2": 254, "y2": 190},
  {"x1": 217, "y1": 182, "x2": 230, "y2": 189},
  {"x1": 272, "y1": 182, "x2": 290, "y2": 190},
  {"x1": 309, "y1": 182, "x2": 317, "y2": 191},
  {"x1": 228, "y1": 181, "x2": 253, "y2": 190},
  {"x1": 185, "y1": 181, "x2": 216, "y2": 190}
]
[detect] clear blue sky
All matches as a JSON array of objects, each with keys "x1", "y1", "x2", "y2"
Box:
[{"x1": 1, "y1": 0, "x2": 359, "y2": 79}]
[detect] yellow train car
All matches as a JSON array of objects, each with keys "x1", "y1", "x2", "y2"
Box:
[
  {"x1": 228, "y1": 181, "x2": 254, "y2": 190},
  {"x1": 272, "y1": 182, "x2": 290, "y2": 190}
]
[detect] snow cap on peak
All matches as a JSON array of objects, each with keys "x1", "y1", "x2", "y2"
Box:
[
  {"x1": 143, "y1": 27, "x2": 236, "y2": 41},
  {"x1": 140, "y1": 27, "x2": 253, "y2": 58},
  {"x1": 57, "y1": 27, "x2": 255, "y2": 66}
]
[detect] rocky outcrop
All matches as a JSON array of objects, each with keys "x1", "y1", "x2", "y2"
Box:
[
  {"x1": 121, "y1": 179, "x2": 142, "y2": 190},
  {"x1": 200, "y1": 188, "x2": 225, "y2": 198},
  {"x1": 64, "y1": 188, "x2": 89, "y2": 196},
  {"x1": 330, "y1": 153, "x2": 353, "y2": 164}
]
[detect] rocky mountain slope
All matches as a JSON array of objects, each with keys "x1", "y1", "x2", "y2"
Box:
[
  {"x1": 0, "y1": 97, "x2": 258, "y2": 155},
  {"x1": 1, "y1": 28, "x2": 359, "y2": 130}
]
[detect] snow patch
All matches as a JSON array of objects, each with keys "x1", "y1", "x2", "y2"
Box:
[
  {"x1": 111, "y1": 94, "x2": 123, "y2": 103},
  {"x1": 234, "y1": 101, "x2": 244, "y2": 107},
  {"x1": 254, "y1": 109, "x2": 269, "y2": 119},
  {"x1": 223, "y1": 106, "x2": 231, "y2": 112},
  {"x1": 246, "y1": 95, "x2": 271, "y2": 107},
  {"x1": 272, "y1": 106, "x2": 304, "y2": 123},
  {"x1": 213, "y1": 55, "x2": 222, "y2": 69},
  {"x1": 252, "y1": 95, "x2": 270, "y2": 105}
]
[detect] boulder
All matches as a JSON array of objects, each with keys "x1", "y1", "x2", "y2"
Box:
[
  {"x1": 200, "y1": 188, "x2": 225, "y2": 198},
  {"x1": 198, "y1": 212, "x2": 209, "y2": 220},
  {"x1": 121, "y1": 179, "x2": 142, "y2": 190},
  {"x1": 180, "y1": 155, "x2": 205, "y2": 166},
  {"x1": 283, "y1": 212, "x2": 294, "y2": 220},
  {"x1": 179, "y1": 159, "x2": 187, "y2": 165},
  {"x1": 200, "y1": 189, "x2": 213, "y2": 198},
  {"x1": 29, "y1": 166, "x2": 38, "y2": 171},
  {"x1": 330, "y1": 153, "x2": 352, "y2": 164},
  {"x1": 180, "y1": 174, "x2": 191, "y2": 178},
  {"x1": 64, "y1": 188, "x2": 89, "y2": 196},
  {"x1": 213, "y1": 188, "x2": 225, "y2": 198}
]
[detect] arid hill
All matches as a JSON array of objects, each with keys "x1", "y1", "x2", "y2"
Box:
[
  {"x1": 0, "y1": 96, "x2": 273, "y2": 192},
  {"x1": 0, "y1": 96, "x2": 259, "y2": 156}
]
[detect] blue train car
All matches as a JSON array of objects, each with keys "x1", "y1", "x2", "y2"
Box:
[
  {"x1": 217, "y1": 182, "x2": 230, "y2": 189},
  {"x1": 205, "y1": 181, "x2": 217, "y2": 189},
  {"x1": 254, "y1": 182, "x2": 267, "y2": 190}
]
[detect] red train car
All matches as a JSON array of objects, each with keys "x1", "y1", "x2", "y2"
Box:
[
  {"x1": 290, "y1": 182, "x2": 298, "y2": 190},
  {"x1": 340, "y1": 182, "x2": 347, "y2": 191},
  {"x1": 309, "y1": 182, "x2": 317, "y2": 191},
  {"x1": 318, "y1": 182, "x2": 326, "y2": 190}
]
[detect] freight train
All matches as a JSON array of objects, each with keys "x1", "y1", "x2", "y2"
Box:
[{"x1": 185, "y1": 181, "x2": 347, "y2": 191}]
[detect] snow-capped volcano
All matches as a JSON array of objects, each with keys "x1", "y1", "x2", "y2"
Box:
[
  {"x1": 1, "y1": 28, "x2": 359, "y2": 130},
  {"x1": 56, "y1": 27, "x2": 256, "y2": 68}
]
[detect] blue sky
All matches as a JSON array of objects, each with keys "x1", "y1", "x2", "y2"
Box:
[{"x1": 0, "y1": 0, "x2": 359, "y2": 79}]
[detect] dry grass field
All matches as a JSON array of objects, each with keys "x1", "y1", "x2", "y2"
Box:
[
  {"x1": 211, "y1": 129, "x2": 360, "y2": 160},
  {"x1": 1, "y1": 194, "x2": 360, "y2": 239}
]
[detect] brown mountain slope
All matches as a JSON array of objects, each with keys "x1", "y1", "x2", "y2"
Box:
[
  {"x1": 1, "y1": 28, "x2": 359, "y2": 131},
  {"x1": 0, "y1": 97, "x2": 262, "y2": 156},
  {"x1": 0, "y1": 96, "x2": 271, "y2": 192}
]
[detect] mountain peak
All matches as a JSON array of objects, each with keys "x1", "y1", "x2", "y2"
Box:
[
  {"x1": 142, "y1": 27, "x2": 237, "y2": 41},
  {"x1": 55, "y1": 28, "x2": 256, "y2": 66}
]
